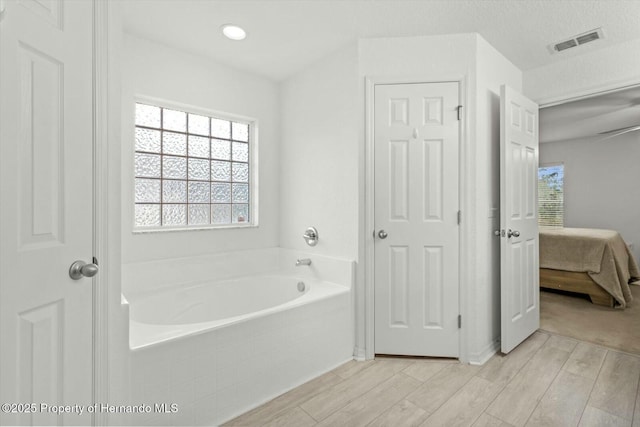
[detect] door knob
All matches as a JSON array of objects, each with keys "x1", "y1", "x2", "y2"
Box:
[
  {"x1": 507, "y1": 229, "x2": 520, "y2": 238},
  {"x1": 69, "y1": 260, "x2": 99, "y2": 280},
  {"x1": 378, "y1": 230, "x2": 388, "y2": 239}
]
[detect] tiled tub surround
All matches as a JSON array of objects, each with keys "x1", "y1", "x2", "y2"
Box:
[{"x1": 122, "y1": 248, "x2": 354, "y2": 426}]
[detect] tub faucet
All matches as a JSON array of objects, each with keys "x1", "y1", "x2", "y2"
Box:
[{"x1": 296, "y1": 258, "x2": 312, "y2": 266}]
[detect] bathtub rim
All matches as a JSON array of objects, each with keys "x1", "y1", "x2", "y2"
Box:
[
  {"x1": 125, "y1": 273, "x2": 313, "y2": 305},
  {"x1": 128, "y1": 276, "x2": 349, "y2": 351}
]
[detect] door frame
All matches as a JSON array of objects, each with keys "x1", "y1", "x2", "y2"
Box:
[
  {"x1": 535, "y1": 78, "x2": 640, "y2": 108},
  {"x1": 364, "y1": 75, "x2": 470, "y2": 362},
  {"x1": 93, "y1": 1, "x2": 112, "y2": 425}
]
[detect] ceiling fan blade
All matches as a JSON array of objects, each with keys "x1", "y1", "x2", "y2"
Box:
[
  {"x1": 598, "y1": 124, "x2": 640, "y2": 135},
  {"x1": 597, "y1": 124, "x2": 640, "y2": 142}
]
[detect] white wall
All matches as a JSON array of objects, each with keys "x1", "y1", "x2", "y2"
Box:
[
  {"x1": 540, "y1": 133, "x2": 640, "y2": 263},
  {"x1": 526, "y1": 37, "x2": 640, "y2": 264},
  {"x1": 357, "y1": 33, "x2": 478, "y2": 361},
  {"x1": 355, "y1": 34, "x2": 521, "y2": 363},
  {"x1": 279, "y1": 44, "x2": 359, "y2": 260},
  {"x1": 121, "y1": 35, "x2": 280, "y2": 263},
  {"x1": 358, "y1": 33, "x2": 477, "y2": 78},
  {"x1": 473, "y1": 37, "x2": 523, "y2": 362},
  {"x1": 524, "y1": 38, "x2": 640, "y2": 104}
]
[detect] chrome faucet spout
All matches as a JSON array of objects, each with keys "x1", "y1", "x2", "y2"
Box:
[{"x1": 296, "y1": 258, "x2": 312, "y2": 266}]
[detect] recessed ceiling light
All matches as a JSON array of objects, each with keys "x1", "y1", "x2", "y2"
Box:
[{"x1": 221, "y1": 24, "x2": 246, "y2": 41}]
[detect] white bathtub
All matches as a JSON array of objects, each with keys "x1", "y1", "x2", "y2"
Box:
[
  {"x1": 128, "y1": 274, "x2": 347, "y2": 349},
  {"x1": 125, "y1": 252, "x2": 354, "y2": 426}
]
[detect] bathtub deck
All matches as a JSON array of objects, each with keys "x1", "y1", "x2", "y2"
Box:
[{"x1": 222, "y1": 331, "x2": 640, "y2": 427}]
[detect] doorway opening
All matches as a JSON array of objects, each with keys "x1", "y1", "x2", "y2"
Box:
[{"x1": 537, "y1": 84, "x2": 640, "y2": 354}]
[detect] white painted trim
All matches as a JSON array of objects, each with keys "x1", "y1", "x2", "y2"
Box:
[
  {"x1": 457, "y1": 73, "x2": 471, "y2": 365},
  {"x1": 134, "y1": 94, "x2": 257, "y2": 124},
  {"x1": 536, "y1": 78, "x2": 640, "y2": 108},
  {"x1": 363, "y1": 75, "x2": 469, "y2": 362},
  {"x1": 93, "y1": 0, "x2": 109, "y2": 425},
  {"x1": 353, "y1": 347, "x2": 367, "y2": 361},
  {"x1": 364, "y1": 77, "x2": 375, "y2": 360},
  {"x1": 468, "y1": 339, "x2": 500, "y2": 366}
]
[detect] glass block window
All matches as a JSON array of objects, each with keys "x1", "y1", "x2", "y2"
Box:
[
  {"x1": 538, "y1": 163, "x2": 564, "y2": 227},
  {"x1": 134, "y1": 102, "x2": 252, "y2": 228}
]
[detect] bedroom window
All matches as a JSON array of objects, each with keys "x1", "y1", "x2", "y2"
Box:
[
  {"x1": 134, "y1": 102, "x2": 254, "y2": 229},
  {"x1": 538, "y1": 163, "x2": 564, "y2": 227}
]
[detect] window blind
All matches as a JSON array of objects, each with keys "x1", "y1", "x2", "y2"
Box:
[{"x1": 538, "y1": 164, "x2": 564, "y2": 227}]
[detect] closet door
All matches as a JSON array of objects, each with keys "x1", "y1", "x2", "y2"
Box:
[{"x1": 374, "y1": 82, "x2": 460, "y2": 357}]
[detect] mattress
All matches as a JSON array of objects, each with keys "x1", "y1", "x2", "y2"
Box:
[{"x1": 539, "y1": 227, "x2": 640, "y2": 307}]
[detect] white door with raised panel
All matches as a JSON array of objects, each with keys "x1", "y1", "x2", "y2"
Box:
[
  {"x1": 374, "y1": 82, "x2": 460, "y2": 357},
  {"x1": 500, "y1": 85, "x2": 540, "y2": 354},
  {"x1": 0, "y1": 1, "x2": 94, "y2": 425}
]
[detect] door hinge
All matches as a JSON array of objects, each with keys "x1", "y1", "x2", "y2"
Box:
[
  {"x1": 458, "y1": 315, "x2": 462, "y2": 328},
  {"x1": 457, "y1": 210, "x2": 461, "y2": 225},
  {"x1": 457, "y1": 105, "x2": 463, "y2": 121}
]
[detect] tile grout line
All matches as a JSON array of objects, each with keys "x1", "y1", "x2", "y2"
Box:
[
  {"x1": 303, "y1": 360, "x2": 404, "y2": 423},
  {"x1": 364, "y1": 401, "x2": 431, "y2": 427},
  {"x1": 632, "y1": 366, "x2": 640, "y2": 427},
  {"x1": 233, "y1": 336, "x2": 640, "y2": 427},
  {"x1": 476, "y1": 384, "x2": 512, "y2": 426},
  {"x1": 588, "y1": 406, "x2": 636, "y2": 424},
  {"x1": 479, "y1": 333, "x2": 551, "y2": 426},
  {"x1": 577, "y1": 349, "x2": 609, "y2": 426},
  {"x1": 418, "y1": 367, "x2": 479, "y2": 422},
  {"x1": 308, "y1": 369, "x2": 421, "y2": 426},
  {"x1": 401, "y1": 359, "x2": 449, "y2": 383},
  {"x1": 297, "y1": 404, "x2": 318, "y2": 426},
  {"x1": 418, "y1": 356, "x2": 510, "y2": 425},
  {"x1": 466, "y1": 366, "x2": 515, "y2": 426},
  {"x1": 366, "y1": 372, "x2": 425, "y2": 426},
  {"x1": 540, "y1": 329, "x2": 640, "y2": 360},
  {"x1": 555, "y1": 346, "x2": 600, "y2": 426},
  {"x1": 388, "y1": 358, "x2": 444, "y2": 425},
  {"x1": 521, "y1": 340, "x2": 581, "y2": 426},
  {"x1": 283, "y1": 372, "x2": 351, "y2": 423},
  {"x1": 364, "y1": 410, "x2": 385, "y2": 427},
  {"x1": 333, "y1": 359, "x2": 379, "y2": 381},
  {"x1": 228, "y1": 369, "x2": 352, "y2": 425}
]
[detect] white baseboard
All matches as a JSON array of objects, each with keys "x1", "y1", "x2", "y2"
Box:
[
  {"x1": 469, "y1": 339, "x2": 500, "y2": 365},
  {"x1": 353, "y1": 346, "x2": 367, "y2": 361}
]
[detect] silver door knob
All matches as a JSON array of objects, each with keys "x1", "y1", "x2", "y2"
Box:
[
  {"x1": 69, "y1": 260, "x2": 99, "y2": 280},
  {"x1": 507, "y1": 229, "x2": 520, "y2": 238},
  {"x1": 378, "y1": 230, "x2": 388, "y2": 239}
]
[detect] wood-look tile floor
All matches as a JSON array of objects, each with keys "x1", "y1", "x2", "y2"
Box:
[{"x1": 225, "y1": 331, "x2": 640, "y2": 427}]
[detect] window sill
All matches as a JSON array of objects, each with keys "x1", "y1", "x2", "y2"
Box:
[{"x1": 132, "y1": 223, "x2": 258, "y2": 234}]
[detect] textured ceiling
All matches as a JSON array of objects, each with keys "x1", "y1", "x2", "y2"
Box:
[{"x1": 122, "y1": 0, "x2": 640, "y2": 81}]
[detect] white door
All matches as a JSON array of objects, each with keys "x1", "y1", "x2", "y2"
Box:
[
  {"x1": 500, "y1": 85, "x2": 540, "y2": 354},
  {"x1": 374, "y1": 82, "x2": 460, "y2": 357},
  {"x1": 0, "y1": 1, "x2": 94, "y2": 425}
]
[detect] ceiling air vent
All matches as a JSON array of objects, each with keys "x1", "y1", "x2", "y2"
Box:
[
  {"x1": 548, "y1": 28, "x2": 605, "y2": 54},
  {"x1": 555, "y1": 39, "x2": 578, "y2": 52}
]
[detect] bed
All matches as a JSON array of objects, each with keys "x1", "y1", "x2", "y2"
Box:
[{"x1": 539, "y1": 227, "x2": 640, "y2": 308}]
